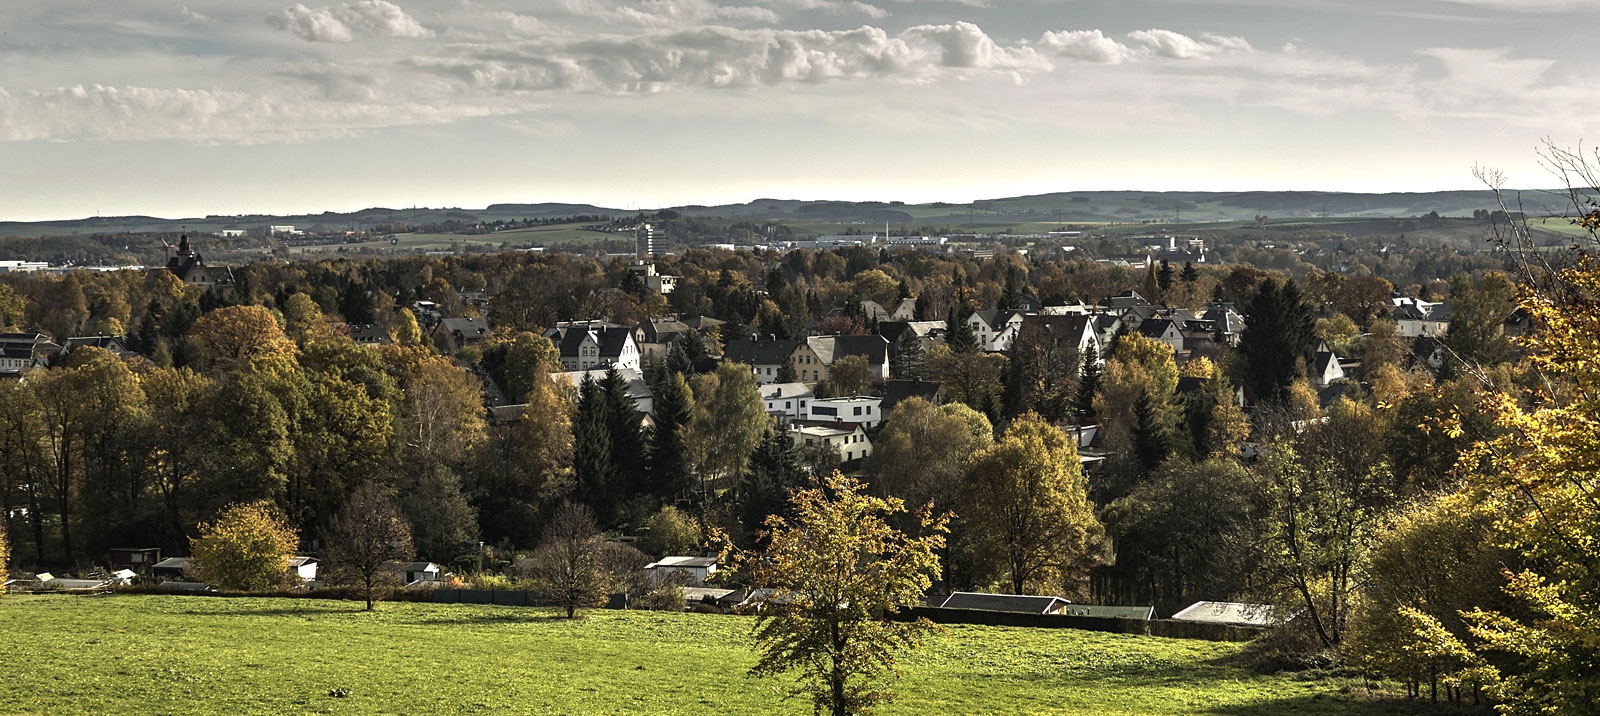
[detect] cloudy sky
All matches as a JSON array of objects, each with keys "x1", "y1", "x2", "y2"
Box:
[{"x1": 1, "y1": 0, "x2": 1594, "y2": 220}]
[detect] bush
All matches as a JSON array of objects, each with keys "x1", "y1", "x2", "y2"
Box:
[{"x1": 641, "y1": 507, "x2": 701, "y2": 557}]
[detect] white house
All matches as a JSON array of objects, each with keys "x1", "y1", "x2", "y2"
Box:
[
  {"x1": 645, "y1": 556, "x2": 718, "y2": 587},
  {"x1": 968, "y1": 310, "x2": 1029, "y2": 352},
  {"x1": 547, "y1": 324, "x2": 642, "y2": 372},
  {"x1": 287, "y1": 556, "x2": 318, "y2": 583},
  {"x1": 761, "y1": 382, "x2": 814, "y2": 421},
  {"x1": 1310, "y1": 351, "x2": 1345, "y2": 388},
  {"x1": 805, "y1": 396, "x2": 883, "y2": 428},
  {"x1": 790, "y1": 422, "x2": 873, "y2": 463},
  {"x1": 389, "y1": 561, "x2": 444, "y2": 585}
]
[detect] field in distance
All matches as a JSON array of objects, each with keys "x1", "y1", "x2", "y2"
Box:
[{"x1": 0, "y1": 594, "x2": 1439, "y2": 716}]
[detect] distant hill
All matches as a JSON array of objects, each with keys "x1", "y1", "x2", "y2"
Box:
[{"x1": 0, "y1": 189, "x2": 1568, "y2": 239}]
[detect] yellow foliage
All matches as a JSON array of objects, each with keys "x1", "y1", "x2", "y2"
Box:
[{"x1": 188, "y1": 501, "x2": 299, "y2": 591}]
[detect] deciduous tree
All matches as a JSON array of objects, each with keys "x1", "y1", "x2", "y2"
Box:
[
  {"x1": 323, "y1": 482, "x2": 415, "y2": 610},
  {"x1": 730, "y1": 472, "x2": 950, "y2": 716},
  {"x1": 188, "y1": 501, "x2": 298, "y2": 591},
  {"x1": 528, "y1": 502, "x2": 611, "y2": 619}
]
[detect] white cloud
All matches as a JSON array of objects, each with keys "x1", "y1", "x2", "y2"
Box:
[
  {"x1": 1039, "y1": 30, "x2": 1136, "y2": 64},
  {"x1": 268, "y1": 0, "x2": 432, "y2": 43},
  {"x1": 1126, "y1": 29, "x2": 1252, "y2": 59},
  {"x1": 179, "y1": 5, "x2": 215, "y2": 25}
]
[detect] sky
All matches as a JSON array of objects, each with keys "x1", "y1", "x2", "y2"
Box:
[{"x1": 1, "y1": 0, "x2": 1596, "y2": 221}]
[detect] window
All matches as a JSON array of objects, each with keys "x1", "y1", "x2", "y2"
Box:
[
  {"x1": 785, "y1": 401, "x2": 791, "y2": 409},
  {"x1": 853, "y1": 406, "x2": 862, "y2": 416}
]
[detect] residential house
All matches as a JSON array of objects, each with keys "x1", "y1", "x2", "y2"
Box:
[
  {"x1": 878, "y1": 320, "x2": 946, "y2": 370},
  {"x1": 1310, "y1": 350, "x2": 1345, "y2": 388},
  {"x1": 760, "y1": 382, "x2": 813, "y2": 421},
  {"x1": 287, "y1": 556, "x2": 319, "y2": 583},
  {"x1": 645, "y1": 556, "x2": 719, "y2": 587},
  {"x1": 937, "y1": 592, "x2": 1072, "y2": 615},
  {"x1": 346, "y1": 324, "x2": 393, "y2": 346},
  {"x1": 723, "y1": 338, "x2": 801, "y2": 383},
  {"x1": 547, "y1": 324, "x2": 642, "y2": 372},
  {"x1": 625, "y1": 263, "x2": 677, "y2": 294},
  {"x1": 0, "y1": 332, "x2": 58, "y2": 376},
  {"x1": 800, "y1": 335, "x2": 891, "y2": 384},
  {"x1": 1136, "y1": 317, "x2": 1185, "y2": 355},
  {"x1": 1393, "y1": 302, "x2": 1449, "y2": 338},
  {"x1": 1106, "y1": 290, "x2": 1152, "y2": 310},
  {"x1": 1091, "y1": 314, "x2": 1123, "y2": 350},
  {"x1": 433, "y1": 316, "x2": 492, "y2": 353},
  {"x1": 1199, "y1": 302, "x2": 1246, "y2": 347},
  {"x1": 806, "y1": 395, "x2": 883, "y2": 428},
  {"x1": 861, "y1": 298, "x2": 917, "y2": 322},
  {"x1": 1018, "y1": 314, "x2": 1101, "y2": 359},
  {"x1": 967, "y1": 310, "x2": 1028, "y2": 352},
  {"x1": 789, "y1": 421, "x2": 873, "y2": 463},
  {"x1": 635, "y1": 318, "x2": 692, "y2": 364}
]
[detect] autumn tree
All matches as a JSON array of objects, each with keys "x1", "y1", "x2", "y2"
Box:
[
  {"x1": 816, "y1": 354, "x2": 871, "y2": 398},
  {"x1": 729, "y1": 472, "x2": 949, "y2": 716},
  {"x1": 528, "y1": 502, "x2": 611, "y2": 619},
  {"x1": 961, "y1": 414, "x2": 1104, "y2": 596},
  {"x1": 188, "y1": 501, "x2": 299, "y2": 591},
  {"x1": 189, "y1": 305, "x2": 296, "y2": 370},
  {"x1": 323, "y1": 482, "x2": 415, "y2": 610},
  {"x1": 686, "y1": 363, "x2": 770, "y2": 507}
]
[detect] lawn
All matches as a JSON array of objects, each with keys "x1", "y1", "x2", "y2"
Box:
[{"x1": 0, "y1": 594, "x2": 1435, "y2": 716}]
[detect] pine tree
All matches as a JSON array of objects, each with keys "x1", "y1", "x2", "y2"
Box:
[
  {"x1": 665, "y1": 339, "x2": 693, "y2": 377},
  {"x1": 682, "y1": 329, "x2": 708, "y2": 364},
  {"x1": 647, "y1": 372, "x2": 695, "y2": 502},
  {"x1": 600, "y1": 367, "x2": 645, "y2": 503},
  {"x1": 1130, "y1": 390, "x2": 1170, "y2": 476},
  {"x1": 737, "y1": 426, "x2": 807, "y2": 539},
  {"x1": 776, "y1": 360, "x2": 799, "y2": 384},
  {"x1": 890, "y1": 330, "x2": 926, "y2": 381},
  {"x1": 573, "y1": 375, "x2": 617, "y2": 521},
  {"x1": 1076, "y1": 343, "x2": 1101, "y2": 419},
  {"x1": 1241, "y1": 279, "x2": 1316, "y2": 404},
  {"x1": 1157, "y1": 260, "x2": 1174, "y2": 292},
  {"x1": 946, "y1": 306, "x2": 978, "y2": 354},
  {"x1": 1180, "y1": 261, "x2": 1199, "y2": 284}
]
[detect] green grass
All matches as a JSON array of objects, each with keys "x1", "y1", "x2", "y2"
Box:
[{"x1": 0, "y1": 594, "x2": 1437, "y2": 715}]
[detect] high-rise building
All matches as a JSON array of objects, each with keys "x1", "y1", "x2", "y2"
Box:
[{"x1": 635, "y1": 223, "x2": 655, "y2": 258}]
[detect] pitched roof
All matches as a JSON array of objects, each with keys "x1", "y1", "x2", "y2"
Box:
[
  {"x1": 970, "y1": 309, "x2": 1025, "y2": 329},
  {"x1": 881, "y1": 380, "x2": 941, "y2": 412},
  {"x1": 806, "y1": 335, "x2": 889, "y2": 366},
  {"x1": 1311, "y1": 350, "x2": 1340, "y2": 375},
  {"x1": 723, "y1": 339, "x2": 800, "y2": 365},
  {"x1": 761, "y1": 382, "x2": 813, "y2": 400},
  {"x1": 438, "y1": 317, "x2": 491, "y2": 342},
  {"x1": 1137, "y1": 318, "x2": 1179, "y2": 338},
  {"x1": 877, "y1": 320, "x2": 946, "y2": 345},
  {"x1": 938, "y1": 592, "x2": 1071, "y2": 615}
]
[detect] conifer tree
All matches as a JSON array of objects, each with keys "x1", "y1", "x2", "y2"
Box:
[
  {"x1": 775, "y1": 360, "x2": 799, "y2": 384},
  {"x1": 1075, "y1": 343, "x2": 1101, "y2": 418},
  {"x1": 647, "y1": 372, "x2": 695, "y2": 502},
  {"x1": 890, "y1": 330, "x2": 926, "y2": 381},
  {"x1": 600, "y1": 367, "x2": 645, "y2": 503},
  {"x1": 1241, "y1": 279, "x2": 1316, "y2": 404},
  {"x1": 737, "y1": 425, "x2": 807, "y2": 539},
  {"x1": 945, "y1": 306, "x2": 978, "y2": 354},
  {"x1": 573, "y1": 375, "x2": 617, "y2": 521}
]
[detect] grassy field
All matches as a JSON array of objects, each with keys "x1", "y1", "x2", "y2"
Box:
[{"x1": 0, "y1": 594, "x2": 1438, "y2": 716}]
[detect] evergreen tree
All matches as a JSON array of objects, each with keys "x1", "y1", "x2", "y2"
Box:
[
  {"x1": 647, "y1": 372, "x2": 695, "y2": 502},
  {"x1": 946, "y1": 306, "x2": 978, "y2": 354},
  {"x1": 776, "y1": 360, "x2": 799, "y2": 384},
  {"x1": 1241, "y1": 279, "x2": 1316, "y2": 405},
  {"x1": 1157, "y1": 260, "x2": 1174, "y2": 292},
  {"x1": 600, "y1": 367, "x2": 645, "y2": 503},
  {"x1": 340, "y1": 281, "x2": 376, "y2": 324},
  {"x1": 682, "y1": 329, "x2": 708, "y2": 365},
  {"x1": 737, "y1": 426, "x2": 807, "y2": 540},
  {"x1": 573, "y1": 375, "x2": 617, "y2": 521},
  {"x1": 1141, "y1": 261, "x2": 1161, "y2": 303},
  {"x1": 1076, "y1": 343, "x2": 1101, "y2": 418},
  {"x1": 890, "y1": 330, "x2": 926, "y2": 381},
  {"x1": 1130, "y1": 390, "x2": 1170, "y2": 476},
  {"x1": 1180, "y1": 261, "x2": 1199, "y2": 284},
  {"x1": 913, "y1": 292, "x2": 935, "y2": 321},
  {"x1": 665, "y1": 339, "x2": 693, "y2": 377}
]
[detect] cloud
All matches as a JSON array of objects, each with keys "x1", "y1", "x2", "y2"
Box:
[
  {"x1": 268, "y1": 0, "x2": 432, "y2": 43},
  {"x1": 179, "y1": 6, "x2": 215, "y2": 25},
  {"x1": 1127, "y1": 29, "x2": 1253, "y2": 59},
  {"x1": 1038, "y1": 30, "x2": 1136, "y2": 64},
  {"x1": 765, "y1": 0, "x2": 891, "y2": 18},
  {"x1": 554, "y1": 0, "x2": 781, "y2": 27},
  {"x1": 405, "y1": 22, "x2": 1048, "y2": 93}
]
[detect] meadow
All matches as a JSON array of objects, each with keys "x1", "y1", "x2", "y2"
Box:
[{"x1": 0, "y1": 594, "x2": 1440, "y2": 716}]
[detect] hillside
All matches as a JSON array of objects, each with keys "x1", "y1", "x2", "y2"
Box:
[
  {"x1": 0, "y1": 594, "x2": 1435, "y2": 716},
  {"x1": 0, "y1": 189, "x2": 1565, "y2": 240}
]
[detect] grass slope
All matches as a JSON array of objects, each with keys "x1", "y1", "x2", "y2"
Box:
[{"x1": 0, "y1": 595, "x2": 1435, "y2": 716}]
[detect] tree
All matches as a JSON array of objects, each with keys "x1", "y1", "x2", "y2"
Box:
[
  {"x1": 1075, "y1": 343, "x2": 1100, "y2": 418},
  {"x1": 686, "y1": 364, "x2": 770, "y2": 508},
  {"x1": 0, "y1": 517, "x2": 8, "y2": 595},
  {"x1": 599, "y1": 367, "x2": 646, "y2": 501},
  {"x1": 189, "y1": 305, "x2": 296, "y2": 370},
  {"x1": 1361, "y1": 318, "x2": 1406, "y2": 373},
  {"x1": 816, "y1": 354, "x2": 870, "y2": 398},
  {"x1": 868, "y1": 398, "x2": 992, "y2": 518},
  {"x1": 390, "y1": 308, "x2": 424, "y2": 345},
  {"x1": 889, "y1": 330, "x2": 925, "y2": 382},
  {"x1": 572, "y1": 374, "x2": 617, "y2": 520},
  {"x1": 396, "y1": 463, "x2": 478, "y2": 561},
  {"x1": 944, "y1": 306, "x2": 978, "y2": 354},
  {"x1": 323, "y1": 482, "x2": 415, "y2": 610},
  {"x1": 737, "y1": 425, "x2": 809, "y2": 540},
  {"x1": 730, "y1": 472, "x2": 950, "y2": 716},
  {"x1": 776, "y1": 360, "x2": 800, "y2": 384},
  {"x1": 647, "y1": 371, "x2": 695, "y2": 502},
  {"x1": 1440, "y1": 272, "x2": 1515, "y2": 377},
  {"x1": 961, "y1": 414, "x2": 1104, "y2": 596},
  {"x1": 1093, "y1": 334, "x2": 1179, "y2": 476},
  {"x1": 1240, "y1": 279, "x2": 1316, "y2": 404},
  {"x1": 641, "y1": 506, "x2": 701, "y2": 556},
  {"x1": 528, "y1": 502, "x2": 611, "y2": 619},
  {"x1": 925, "y1": 346, "x2": 1005, "y2": 420},
  {"x1": 188, "y1": 501, "x2": 299, "y2": 591}
]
